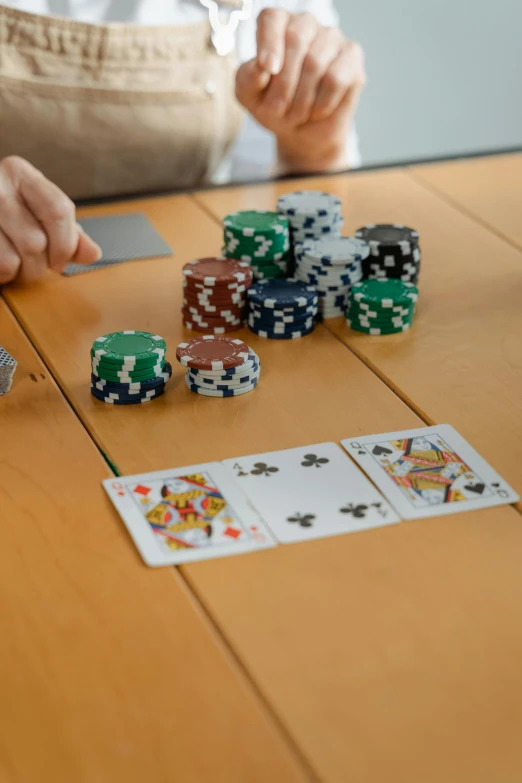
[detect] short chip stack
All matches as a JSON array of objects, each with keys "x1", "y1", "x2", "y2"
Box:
[
  {"x1": 182, "y1": 257, "x2": 253, "y2": 333},
  {"x1": 176, "y1": 336, "x2": 260, "y2": 397},
  {"x1": 277, "y1": 191, "x2": 344, "y2": 265},
  {"x1": 247, "y1": 279, "x2": 318, "y2": 339},
  {"x1": 222, "y1": 211, "x2": 291, "y2": 280},
  {"x1": 91, "y1": 330, "x2": 172, "y2": 404},
  {"x1": 355, "y1": 224, "x2": 421, "y2": 284},
  {"x1": 0, "y1": 345, "x2": 17, "y2": 395},
  {"x1": 295, "y1": 237, "x2": 369, "y2": 320},
  {"x1": 346, "y1": 279, "x2": 419, "y2": 335}
]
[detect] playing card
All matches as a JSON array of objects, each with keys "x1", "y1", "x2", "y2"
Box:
[
  {"x1": 341, "y1": 424, "x2": 519, "y2": 520},
  {"x1": 222, "y1": 442, "x2": 400, "y2": 544},
  {"x1": 103, "y1": 462, "x2": 276, "y2": 566},
  {"x1": 63, "y1": 213, "x2": 172, "y2": 276},
  {"x1": 0, "y1": 345, "x2": 17, "y2": 395}
]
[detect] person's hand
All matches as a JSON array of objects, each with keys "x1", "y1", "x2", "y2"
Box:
[
  {"x1": 0, "y1": 156, "x2": 102, "y2": 284},
  {"x1": 235, "y1": 10, "x2": 366, "y2": 175}
]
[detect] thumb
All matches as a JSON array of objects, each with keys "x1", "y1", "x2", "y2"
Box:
[
  {"x1": 70, "y1": 224, "x2": 102, "y2": 265},
  {"x1": 236, "y1": 58, "x2": 271, "y2": 111}
]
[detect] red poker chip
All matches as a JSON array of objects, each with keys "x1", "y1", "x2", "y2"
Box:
[
  {"x1": 182, "y1": 320, "x2": 243, "y2": 334},
  {"x1": 183, "y1": 304, "x2": 245, "y2": 320},
  {"x1": 190, "y1": 281, "x2": 249, "y2": 294},
  {"x1": 182, "y1": 297, "x2": 245, "y2": 313},
  {"x1": 183, "y1": 257, "x2": 252, "y2": 286},
  {"x1": 183, "y1": 294, "x2": 246, "y2": 309},
  {"x1": 181, "y1": 310, "x2": 243, "y2": 327},
  {"x1": 176, "y1": 336, "x2": 250, "y2": 369}
]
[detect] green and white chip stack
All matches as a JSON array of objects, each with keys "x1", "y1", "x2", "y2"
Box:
[
  {"x1": 90, "y1": 330, "x2": 172, "y2": 404},
  {"x1": 222, "y1": 210, "x2": 291, "y2": 281},
  {"x1": 346, "y1": 279, "x2": 419, "y2": 335}
]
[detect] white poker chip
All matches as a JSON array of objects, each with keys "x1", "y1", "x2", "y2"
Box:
[{"x1": 277, "y1": 190, "x2": 342, "y2": 217}]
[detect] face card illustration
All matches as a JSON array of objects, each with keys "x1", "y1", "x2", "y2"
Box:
[
  {"x1": 341, "y1": 424, "x2": 519, "y2": 520},
  {"x1": 103, "y1": 462, "x2": 276, "y2": 566},
  {"x1": 222, "y1": 442, "x2": 400, "y2": 544}
]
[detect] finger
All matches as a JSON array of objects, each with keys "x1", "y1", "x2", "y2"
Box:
[
  {"x1": 15, "y1": 159, "x2": 100, "y2": 270},
  {"x1": 0, "y1": 229, "x2": 21, "y2": 285},
  {"x1": 0, "y1": 166, "x2": 50, "y2": 275},
  {"x1": 71, "y1": 228, "x2": 103, "y2": 266},
  {"x1": 235, "y1": 58, "x2": 271, "y2": 111},
  {"x1": 256, "y1": 8, "x2": 289, "y2": 75},
  {"x1": 286, "y1": 26, "x2": 344, "y2": 126},
  {"x1": 312, "y1": 41, "x2": 367, "y2": 121},
  {"x1": 262, "y1": 13, "x2": 319, "y2": 118}
]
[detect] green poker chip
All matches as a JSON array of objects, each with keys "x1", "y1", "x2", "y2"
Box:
[
  {"x1": 92, "y1": 361, "x2": 166, "y2": 383},
  {"x1": 223, "y1": 210, "x2": 289, "y2": 234},
  {"x1": 346, "y1": 318, "x2": 412, "y2": 335},
  {"x1": 347, "y1": 304, "x2": 415, "y2": 325},
  {"x1": 91, "y1": 331, "x2": 167, "y2": 368},
  {"x1": 351, "y1": 279, "x2": 419, "y2": 307}
]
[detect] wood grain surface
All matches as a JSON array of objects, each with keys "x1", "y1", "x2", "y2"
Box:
[
  {"x1": 410, "y1": 152, "x2": 522, "y2": 250},
  {"x1": 0, "y1": 299, "x2": 309, "y2": 783},
  {"x1": 3, "y1": 159, "x2": 522, "y2": 783}
]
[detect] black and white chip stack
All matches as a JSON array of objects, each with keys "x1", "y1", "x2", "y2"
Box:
[
  {"x1": 294, "y1": 237, "x2": 369, "y2": 319},
  {"x1": 276, "y1": 191, "x2": 344, "y2": 260},
  {"x1": 355, "y1": 224, "x2": 421, "y2": 285},
  {"x1": 0, "y1": 345, "x2": 17, "y2": 395}
]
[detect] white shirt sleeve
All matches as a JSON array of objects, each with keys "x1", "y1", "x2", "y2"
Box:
[{"x1": 218, "y1": 0, "x2": 361, "y2": 184}]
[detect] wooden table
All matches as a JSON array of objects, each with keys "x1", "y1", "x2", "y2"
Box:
[{"x1": 1, "y1": 151, "x2": 522, "y2": 783}]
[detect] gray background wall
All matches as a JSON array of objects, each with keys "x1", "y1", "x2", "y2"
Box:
[{"x1": 336, "y1": 0, "x2": 522, "y2": 166}]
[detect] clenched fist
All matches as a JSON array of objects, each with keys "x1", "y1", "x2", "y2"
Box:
[
  {"x1": 0, "y1": 156, "x2": 101, "y2": 285},
  {"x1": 236, "y1": 9, "x2": 366, "y2": 174}
]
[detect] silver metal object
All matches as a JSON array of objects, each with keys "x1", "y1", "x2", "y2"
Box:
[{"x1": 199, "y1": 0, "x2": 253, "y2": 56}]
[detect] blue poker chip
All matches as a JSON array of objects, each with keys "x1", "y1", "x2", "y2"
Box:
[
  {"x1": 249, "y1": 307, "x2": 316, "y2": 323},
  {"x1": 186, "y1": 368, "x2": 260, "y2": 388},
  {"x1": 248, "y1": 324, "x2": 315, "y2": 340},
  {"x1": 91, "y1": 388, "x2": 165, "y2": 404},
  {"x1": 247, "y1": 279, "x2": 317, "y2": 308},
  {"x1": 91, "y1": 361, "x2": 172, "y2": 393},
  {"x1": 90, "y1": 381, "x2": 166, "y2": 401},
  {"x1": 185, "y1": 377, "x2": 258, "y2": 397}
]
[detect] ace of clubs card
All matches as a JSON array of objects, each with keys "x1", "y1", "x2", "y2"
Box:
[
  {"x1": 103, "y1": 462, "x2": 275, "y2": 566},
  {"x1": 341, "y1": 424, "x2": 519, "y2": 519},
  {"x1": 222, "y1": 442, "x2": 400, "y2": 543}
]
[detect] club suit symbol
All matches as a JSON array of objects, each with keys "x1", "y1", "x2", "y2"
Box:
[
  {"x1": 287, "y1": 513, "x2": 316, "y2": 528},
  {"x1": 251, "y1": 462, "x2": 279, "y2": 477},
  {"x1": 301, "y1": 454, "x2": 329, "y2": 468}
]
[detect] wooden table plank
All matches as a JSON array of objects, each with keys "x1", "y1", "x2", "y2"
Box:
[
  {"x1": 409, "y1": 152, "x2": 522, "y2": 250},
  {"x1": 0, "y1": 299, "x2": 310, "y2": 783},
  {"x1": 5, "y1": 182, "x2": 522, "y2": 781},
  {"x1": 195, "y1": 170, "x2": 522, "y2": 502}
]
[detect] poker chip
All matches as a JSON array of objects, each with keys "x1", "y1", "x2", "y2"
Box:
[
  {"x1": 91, "y1": 331, "x2": 166, "y2": 368},
  {"x1": 346, "y1": 279, "x2": 419, "y2": 335},
  {"x1": 0, "y1": 344, "x2": 17, "y2": 396},
  {"x1": 293, "y1": 235, "x2": 366, "y2": 319},
  {"x1": 222, "y1": 210, "x2": 291, "y2": 281},
  {"x1": 91, "y1": 362, "x2": 173, "y2": 394},
  {"x1": 246, "y1": 278, "x2": 317, "y2": 339},
  {"x1": 277, "y1": 191, "x2": 344, "y2": 248},
  {"x1": 176, "y1": 336, "x2": 250, "y2": 370},
  {"x1": 182, "y1": 256, "x2": 252, "y2": 333},
  {"x1": 177, "y1": 339, "x2": 260, "y2": 397},
  {"x1": 89, "y1": 336, "x2": 171, "y2": 404},
  {"x1": 185, "y1": 377, "x2": 258, "y2": 397},
  {"x1": 91, "y1": 388, "x2": 165, "y2": 404},
  {"x1": 355, "y1": 224, "x2": 421, "y2": 284}
]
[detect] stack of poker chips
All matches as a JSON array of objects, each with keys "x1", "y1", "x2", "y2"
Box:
[
  {"x1": 0, "y1": 345, "x2": 17, "y2": 395},
  {"x1": 90, "y1": 330, "x2": 171, "y2": 404},
  {"x1": 355, "y1": 224, "x2": 421, "y2": 284},
  {"x1": 182, "y1": 257, "x2": 253, "y2": 334},
  {"x1": 222, "y1": 210, "x2": 291, "y2": 280},
  {"x1": 294, "y1": 237, "x2": 369, "y2": 320},
  {"x1": 346, "y1": 279, "x2": 419, "y2": 335},
  {"x1": 247, "y1": 279, "x2": 318, "y2": 339},
  {"x1": 277, "y1": 191, "x2": 344, "y2": 256},
  {"x1": 176, "y1": 336, "x2": 260, "y2": 397}
]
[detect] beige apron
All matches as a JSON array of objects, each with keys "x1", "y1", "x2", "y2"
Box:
[{"x1": 0, "y1": 4, "x2": 245, "y2": 199}]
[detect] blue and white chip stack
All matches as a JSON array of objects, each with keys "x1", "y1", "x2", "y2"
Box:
[
  {"x1": 247, "y1": 279, "x2": 318, "y2": 339},
  {"x1": 276, "y1": 191, "x2": 344, "y2": 263},
  {"x1": 294, "y1": 237, "x2": 370, "y2": 319}
]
